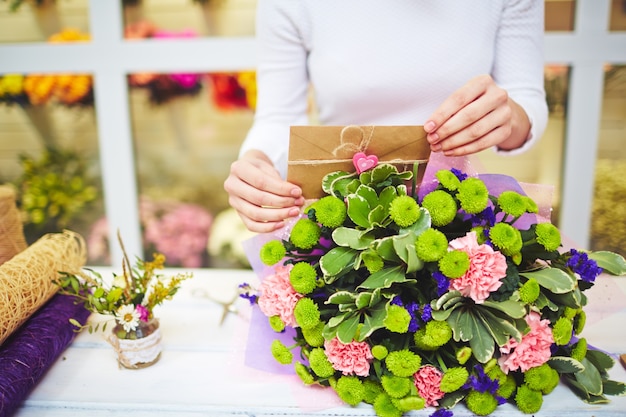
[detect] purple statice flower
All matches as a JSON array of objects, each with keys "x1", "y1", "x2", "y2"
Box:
[
  {"x1": 406, "y1": 302, "x2": 420, "y2": 332},
  {"x1": 566, "y1": 249, "x2": 603, "y2": 283},
  {"x1": 451, "y1": 168, "x2": 468, "y2": 181},
  {"x1": 238, "y1": 283, "x2": 258, "y2": 305},
  {"x1": 433, "y1": 271, "x2": 450, "y2": 296},
  {"x1": 471, "y1": 206, "x2": 496, "y2": 228},
  {"x1": 463, "y1": 365, "x2": 507, "y2": 405},
  {"x1": 430, "y1": 409, "x2": 453, "y2": 417},
  {"x1": 421, "y1": 304, "x2": 433, "y2": 322},
  {"x1": 391, "y1": 295, "x2": 404, "y2": 306}
]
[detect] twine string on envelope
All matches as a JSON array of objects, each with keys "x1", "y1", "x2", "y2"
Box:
[{"x1": 0, "y1": 185, "x2": 27, "y2": 265}]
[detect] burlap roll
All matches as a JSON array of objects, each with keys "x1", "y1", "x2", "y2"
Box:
[
  {"x1": 0, "y1": 230, "x2": 86, "y2": 346},
  {"x1": 0, "y1": 185, "x2": 27, "y2": 265}
]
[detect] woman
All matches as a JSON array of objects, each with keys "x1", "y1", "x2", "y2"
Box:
[{"x1": 224, "y1": 0, "x2": 548, "y2": 233}]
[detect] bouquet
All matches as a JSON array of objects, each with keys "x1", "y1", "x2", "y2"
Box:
[{"x1": 241, "y1": 152, "x2": 626, "y2": 417}]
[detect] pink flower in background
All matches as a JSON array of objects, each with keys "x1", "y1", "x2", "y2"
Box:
[
  {"x1": 257, "y1": 265, "x2": 301, "y2": 327},
  {"x1": 499, "y1": 311, "x2": 554, "y2": 373},
  {"x1": 413, "y1": 365, "x2": 445, "y2": 407},
  {"x1": 448, "y1": 231, "x2": 508, "y2": 303},
  {"x1": 323, "y1": 338, "x2": 373, "y2": 377}
]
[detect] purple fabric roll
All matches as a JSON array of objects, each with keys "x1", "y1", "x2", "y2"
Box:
[{"x1": 0, "y1": 293, "x2": 90, "y2": 417}]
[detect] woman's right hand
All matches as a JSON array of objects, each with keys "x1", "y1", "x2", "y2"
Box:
[{"x1": 223, "y1": 149, "x2": 304, "y2": 233}]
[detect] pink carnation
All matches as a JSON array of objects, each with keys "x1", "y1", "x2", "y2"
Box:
[
  {"x1": 323, "y1": 338, "x2": 373, "y2": 377},
  {"x1": 448, "y1": 231, "x2": 508, "y2": 303},
  {"x1": 413, "y1": 365, "x2": 445, "y2": 407},
  {"x1": 257, "y1": 265, "x2": 301, "y2": 327},
  {"x1": 498, "y1": 311, "x2": 554, "y2": 373}
]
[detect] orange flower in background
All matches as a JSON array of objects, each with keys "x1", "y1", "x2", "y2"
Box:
[
  {"x1": 23, "y1": 74, "x2": 56, "y2": 105},
  {"x1": 48, "y1": 28, "x2": 90, "y2": 43},
  {"x1": 54, "y1": 74, "x2": 93, "y2": 105},
  {"x1": 237, "y1": 71, "x2": 257, "y2": 110},
  {"x1": 208, "y1": 72, "x2": 256, "y2": 111}
]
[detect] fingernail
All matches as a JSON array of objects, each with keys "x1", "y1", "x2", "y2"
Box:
[
  {"x1": 290, "y1": 188, "x2": 302, "y2": 197},
  {"x1": 428, "y1": 133, "x2": 439, "y2": 143},
  {"x1": 424, "y1": 121, "x2": 436, "y2": 132},
  {"x1": 431, "y1": 144, "x2": 442, "y2": 152},
  {"x1": 288, "y1": 207, "x2": 301, "y2": 217}
]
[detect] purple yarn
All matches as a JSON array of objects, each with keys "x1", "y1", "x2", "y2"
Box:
[{"x1": 0, "y1": 293, "x2": 90, "y2": 417}]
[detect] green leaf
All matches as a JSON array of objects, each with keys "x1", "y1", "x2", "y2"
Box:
[
  {"x1": 549, "y1": 287, "x2": 583, "y2": 310},
  {"x1": 368, "y1": 204, "x2": 388, "y2": 226},
  {"x1": 68, "y1": 318, "x2": 82, "y2": 329},
  {"x1": 355, "y1": 185, "x2": 378, "y2": 209},
  {"x1": 588, "y1": 251, "x2": 626, "y2": 276},
  {"x1": 548, "y1": 356, "x2": 585, "y2": 373},
  {"x1": 393, "y1": 233, "x2": 416, "y2": 265},
  {"x1": 433, "y1": 290, "x2": 463, "y2": 310},
  {"x1": 322, "y1": 171, "x2": 354, "y2": 195},
  {"x1": 337, "y1": 315, "x2": 360, "y2": 344},
  {"x1": 399, "y1": 207, "x2": 431, "y2": 236},
  {"x1": 602, "y1": 380, "x2": 626, "y2": 396},
  {"x1": 346, "y1": 195, "x2": 371, "y2": 228},
  {"x1": 476, "y1": 308, "x2": 522, "y2": 346},
  {"x1": 93, "y1": 287, "x2": 104, "y2": 299},
  {"x1": 585, "y1": 349, "x2": 615, "y2": 372},
  {"x1": 378, "y1": 186, "x2": 398, "y2": 217},
  {"x1": 326, "y1": 312, "x2": 350, "y2": 328},
  {"x1": 320, "y1": 247, "x2": 357, "y2": 280},
  {"x1": 467, "y1": 313, "x2": 495, "y2": 363},
  {"x1": 332, "y1": 227, "x2": 374, "y2": 250},
  {"x1": 520, "y1": 267, "x2": 576, "y2": 294},
  {"x1": 358, "y1": 265, "x2": 412, "y2": 289},
  {"x1": 480, "y1": 299, "x2": 527, "y2": 319},
  {"x1": 358, "y1": 303, "x2": 387, "y2": 341},
  {"x1": 355, "y1": 292, "x2": 372, "y2": 310},
  {"x1": 326, "y1": 291, "x2": 356, "y2": 305},
  {"x1": 375, "y1": 237, "x2": 402, "y2": 262},
  {"x1": 575, "y1": 357, "x2": 604, "y2": 396}
]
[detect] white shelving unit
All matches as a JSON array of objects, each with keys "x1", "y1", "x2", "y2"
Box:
[{"x1": 0, "y1": 0, "x2": 625, "y2": 263}]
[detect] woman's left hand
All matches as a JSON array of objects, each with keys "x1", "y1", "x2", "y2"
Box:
[{"x1": 424, "y1": 74, "x2": 531, "y2": 156}]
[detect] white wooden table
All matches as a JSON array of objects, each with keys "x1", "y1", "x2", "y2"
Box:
[{"x1": 13, "y1": 268, "x2": 626, "y2": 417}]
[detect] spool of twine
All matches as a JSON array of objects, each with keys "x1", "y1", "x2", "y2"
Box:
[
  {"x1": 0, "y1": 185, "x2": 27, "y2": 266},
  {"x1": 0, "y1": 230, "x2": 86, "y2": 346}
]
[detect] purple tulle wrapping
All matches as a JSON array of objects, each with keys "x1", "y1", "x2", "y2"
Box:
[{"x1": 0, "y1": 293, "x2": 90, "y2": 417}]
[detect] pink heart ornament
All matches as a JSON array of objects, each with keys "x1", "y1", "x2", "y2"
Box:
[{"x1": 352, "y1": 152, "x2": 379, "y2": 174}]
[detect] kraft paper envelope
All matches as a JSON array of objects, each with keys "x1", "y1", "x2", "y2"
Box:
[{"x1": 287, "y1": 125, "x2": 431, "y2": 199}]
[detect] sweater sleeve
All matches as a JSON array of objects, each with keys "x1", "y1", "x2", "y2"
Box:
[
  {"x1": 238, "y1": 0, "x2": 310, "y2": 179},
  {"x1": 493, "y1": 0, "x2": 548, "y2": 155}
]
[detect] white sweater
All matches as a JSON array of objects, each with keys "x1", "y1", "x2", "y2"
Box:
[{"x1": 240, "y1": 0, "x2": 548, "y2": 178}]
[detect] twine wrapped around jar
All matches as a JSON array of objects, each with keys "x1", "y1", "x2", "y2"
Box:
[
  {"x1": 0, "y1": 230, "x2": 86, "y2": 346},
  {"x1": 0, "y1": 185, "x2": 27, "y2": 266}
]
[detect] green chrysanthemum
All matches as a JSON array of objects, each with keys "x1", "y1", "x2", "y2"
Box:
[
  {"x1": 524, "y1": 196, "x2": 539, "y2": 213},
  {"x1": 414, "y1": 320, "x2": 452, "y2": 351},
  {"x1": 456, "y1": 346, "x2": 473, "y2": 364},
  {"x1": 268, "y1": 315, "x2": 285, "y2": 332},
  {"x1": 391, "y1": 396, "x2": 425, "y2": 412},
  {"x1": 373, "y1": 393, "x2": 403, "y2": 417},
  {"x1": 385, "y1": 349, "x2": 422, "y2": 377},
  {"x1": 438, "y1": 250, "x2": 470, "y2": 279},
  {"x1": 497, "y1": 190, "x2": 528, "y2": 217},
  {"x1": 415, "y1": 228, "x2": 449, "y2": 262},
  {"x1": 552, "y1": 317, "x2": 573, "y2": 346},
  {"x1": 293, "y1": 297, "x2": 321, "y2": 330},
  {"x1": 457, "y1": 177, "x2": 489, "y2": 214},
  {"x1": 384, "y1": 304, "x2": 411, "y2": 333},
  {"x1": 574, "y1": 309, "x2": 587, "y2": 334},
  {"x1": 363, "y1": 380, "x2": 384, "y2": 404},
  {"x1": 440, "y1": 367, "x2": 470, "y2": 393},
  {"x1": 372, "y1": 345, "x2": 389, "y2": 360},
  {"x1": 259, "y1": 240, "x2": 286, "y2": 266},
  {"x1": 389, "y1": 195, "x2": 421, "y2": 228},
  {"x1": 362, "y1": 250, "x2": 385, "y2": 274},
  {"x1": 563, "y1": 306, "x2": 578, "y2": 319},
  {"x1": 381, "y1": 374, "x2": 412, "y2": 399},
  {"x1": 519, "y1": 278, "x2": 540, "y2": 303},
  {"x1": 312, "y1": 195, "x2": 347, "y2": 228},
  {"x1": 290, "y1": 218, "x2": 321, "y2": 250},
  {"x1": 535, "y1": 222, "x2": 561, "y2": 252},
  {"x1": 571, "y1": 337, "x2": 588, "y2": 362},
  {"x1": 309, "y1": 347, "x2": 335, "y2": 378},
  {"x1": 465, "y1": 390, "x2": 498, "y2": 416},
  {"x1": 514, "y1": 384, "x2": 543, "y2": 414},
  {"x1": 271, "y1": 339, "x2": 293, "y2": 365},
  {"x1": 289, "y1": 262, "x2": 318, "y2": 294},
  {"x1": 301, "y1": 321, "x2": 325, "y2": 347},
  {"x1": 436, "y1": 169, "x2": 462, "y2": 191},
  {"x1": 487, "y1": 366, "x2": 517, "y2": 399},
  {"x1": 524, "y1": 364, "x2": 559, "y2": 393},
  {"x1": 335, "y1": 376, "x2": 365, "y2": 406},
  {"x1": 489, "y1": 222, "x2": 523, "y2": 256},
  {"x1": 472, "y1": 226, "x2": 488, "y2": 244},
  {"x1": 294, "y1": 361, "x2": 315, "y2": 385},
  {"x1": 421, "y1": 189, "x2": 458, "y2": 226}
]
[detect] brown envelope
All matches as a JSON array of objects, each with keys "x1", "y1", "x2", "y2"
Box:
[{"x1": 287, "y1": 125, "x2": 431, "y2": 199}]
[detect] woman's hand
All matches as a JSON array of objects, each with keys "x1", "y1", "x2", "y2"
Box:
[
  {"x1": 223, "y1": 149, "x2": 304, "y2": 233},
  {"x1": 424, "y1": 74, "x2": 531, "y2": 156}
]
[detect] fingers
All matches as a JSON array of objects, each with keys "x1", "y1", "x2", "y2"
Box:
[
  {"x1": 425, "y1": 75, "x2": 512, "y2": 156},
  {"x1": 223, "y1": 155, "x2": 304, "y2": 233}
]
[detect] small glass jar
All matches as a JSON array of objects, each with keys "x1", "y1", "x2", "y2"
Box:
[{"x1": 110, "y1": 318, "x2": 162, "y2": 369}]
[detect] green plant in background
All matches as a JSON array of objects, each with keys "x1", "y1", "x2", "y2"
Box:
[
  {"x1": 15, "y1": 146, "x2": 98, "y2": 241},
  {"x1": 1, "y1": 0, "x2": 47, "y2": 12}
]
